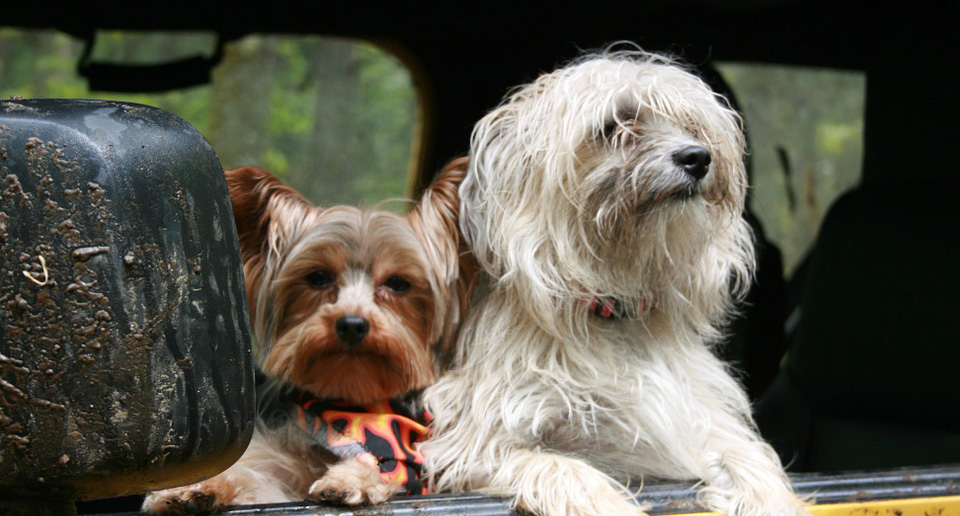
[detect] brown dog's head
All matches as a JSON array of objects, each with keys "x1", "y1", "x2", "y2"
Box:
[{"x1": 226, "y1": 160, "x2": 471, "y2": 403}]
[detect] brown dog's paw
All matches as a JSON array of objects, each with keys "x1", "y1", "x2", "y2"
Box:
[
  {"x1": 307, "y1": 458, "x2": 399, "y2": 505},
  {"x1": 142, "y1": 482, "x2": 236, "y2": 515}
]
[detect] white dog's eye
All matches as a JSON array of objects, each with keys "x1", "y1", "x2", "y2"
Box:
[
  {"x1": 601, "y1": 119, "x2": 621, "y2": 139},
  {"x1": 601, "y1": 110, "x2": 640, "y2": 140}
]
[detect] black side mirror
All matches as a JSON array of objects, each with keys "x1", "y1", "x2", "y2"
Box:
[{"x1": 0, "y1": 99, "x2": 255, "y2": 515}]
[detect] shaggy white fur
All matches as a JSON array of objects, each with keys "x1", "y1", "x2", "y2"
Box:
[{"x1": 421, "y1": 50, "x2": 808, "y2": 516}]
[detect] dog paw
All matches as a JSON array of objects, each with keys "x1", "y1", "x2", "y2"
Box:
[
  {"x1": 307, "y1": 458, "x2": 399, "y2": 505},
  {"x1": 513, "y1": 462, "x2": 649, "y2": 516},
  {"x1": 699, "y1": 486, "x2": 810, "y2": 516},
  {"x1": 726, "y1": 503, "x2": 811, "y2": 516},
  {"x1": 733, "y1": 499, "x2": 811, "y2": 516},
  {"x1": 142, "y1": 483, "x2": 234, "y2": 515},
  {"x1": 512, "y1": 494, "x2": 649, "y2": 516}
]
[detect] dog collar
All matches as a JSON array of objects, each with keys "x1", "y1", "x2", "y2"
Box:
[
  {"x1": 292, "y1": 393, "x2": 431, "y2": 496},
  {"x1": 587, "y1": 297, "x2": 648, "y2": 320}
]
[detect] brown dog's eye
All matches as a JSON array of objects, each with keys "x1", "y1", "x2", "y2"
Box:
[
  {"x1": 306, "y1": 270, "x2": 335, "y2": 289},
  {"x1": 382, "y1": 276, "x2": 411, "y2": 293}
]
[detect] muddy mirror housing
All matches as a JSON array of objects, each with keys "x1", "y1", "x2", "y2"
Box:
[{"x1": 0, "y1": 99, "x2": 255, "y2": 515}]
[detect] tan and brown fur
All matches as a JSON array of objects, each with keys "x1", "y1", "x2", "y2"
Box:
[{"x1": 143, "y1": 160, "x2": 472, "y2": 514}]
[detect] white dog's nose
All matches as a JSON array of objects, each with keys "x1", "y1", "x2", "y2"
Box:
[{"x1": 673, "y1": 145, "x2": 712, "y2": 181}]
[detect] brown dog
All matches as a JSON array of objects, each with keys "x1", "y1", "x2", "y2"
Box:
[{"x1": 144, "y1": 160, "x2": 471, "y2": 513}]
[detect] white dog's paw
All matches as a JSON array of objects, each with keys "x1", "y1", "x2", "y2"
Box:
[
  {"x1": 510, "y1": 483, "x2": 650, "y2": 516},
  {"x1": 307, "y1": 458, "x2": 399, "y2": 505},
  {"x1": 491, "y1": 451, "x2": 649, "y2": 516},
  {"x1": 572, "y1": 484, "x2": 650, "y2": 516},
  {"x1": 730, "y1": 501, "x2": 811, "y2": 516},
  {"x1": 560, "y1": 486, "x2": 650, "y2": 516},
  {"x1": 738, "y1": 496, "x2": 811, "y2": 516},
  {"x1": 700, "y1": 488, "x2": 810, "y2": 516},
  {"x1": 142, "y1": 482, "x2": 236, "y2": 515}
]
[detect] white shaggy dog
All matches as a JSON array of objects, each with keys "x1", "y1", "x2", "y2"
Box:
[{"x1": 420, "y1": 51, "x2": 808, "y2": 516}]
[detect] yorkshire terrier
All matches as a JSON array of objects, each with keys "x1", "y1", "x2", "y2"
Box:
[
  {"x1": 421, "y1": 51, "x2": 808, "y2": 516},
  {"x1": 143, "y1": 159, "x2": 471, "y2": 514}
]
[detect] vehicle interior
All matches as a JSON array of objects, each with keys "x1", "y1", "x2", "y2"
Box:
[{"x1": 2, "y1": 0, "x2": 958, "y2": 514}]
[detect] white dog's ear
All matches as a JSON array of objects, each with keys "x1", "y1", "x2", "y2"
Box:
[{"x1": 407, "y1": 157, "x2": 478, "y2": 360}]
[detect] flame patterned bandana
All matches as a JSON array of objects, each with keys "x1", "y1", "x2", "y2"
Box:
[
  {"x1": 256, "y1": 369, "x2": 431, "y2": 497},
  {"x1": 292, "y1": 393, "x2": 431, "y2": 495}
]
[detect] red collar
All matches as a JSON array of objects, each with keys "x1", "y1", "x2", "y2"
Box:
[{"x1": 587, "y1": 297, "x2": 649, "y2": 320}]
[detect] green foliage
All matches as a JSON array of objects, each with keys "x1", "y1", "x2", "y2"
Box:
[
  {"x1": 817, "y1": 122, "x2": 863, "y2": 155},
  {"x1": 0, "y1": 28, "x2": 416, "y2": 208},
  {"x1": 717, "y1": 62, "x2": 865, "y2": 276}
]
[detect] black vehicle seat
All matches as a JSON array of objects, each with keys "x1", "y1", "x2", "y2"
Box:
[
  {"x1": 755, "y1": 61, "x2": 960, "y2": 472},
  {"x1": 724, "y1": 211, "x2": 788, "y2": 401},
  {"x1": 755, "y1": 184, "x2": 960, "y2": 471}
]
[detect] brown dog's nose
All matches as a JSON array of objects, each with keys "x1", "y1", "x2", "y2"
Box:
[
  {"x1": 335, "y1": 316, "x2": 370, "y2": 346},
  {"x1": 673, "y1": 145, "x2": 712, "y2": 181}
]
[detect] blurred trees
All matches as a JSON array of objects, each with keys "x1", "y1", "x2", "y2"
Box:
[
  {"x1": 0, "y1": 28, "x2": 416, "y2": 208},
  {"x1": 718, "y1": 63, "x2": 864, "y2": 275}
]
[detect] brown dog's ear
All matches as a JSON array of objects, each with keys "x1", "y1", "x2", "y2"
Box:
[
  {"x1": 226, "y1": 166, "x2": 303, "y2": 255},
  {"x1": 225, "y1": 166, "x2": 309, "y2": 328},
  {"x1": 407, "y1": 157, "x2": 478, "y2": 365}
]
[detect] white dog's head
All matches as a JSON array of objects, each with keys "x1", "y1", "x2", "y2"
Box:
[{"x1": 461, "y1": 50, "x2": 754, "y2": 342}]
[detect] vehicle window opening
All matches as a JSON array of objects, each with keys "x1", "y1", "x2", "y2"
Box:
[
  {"x1": 715, "y1": 62, "x2": 866, "y2": 279},
  {"x1": 0, "y1": 28, "x2": 420, "y2": 208}
]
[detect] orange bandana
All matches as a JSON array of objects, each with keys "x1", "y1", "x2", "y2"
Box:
[{"x1": 293, "y1": 394, "x2": 431, "y2": 495}]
